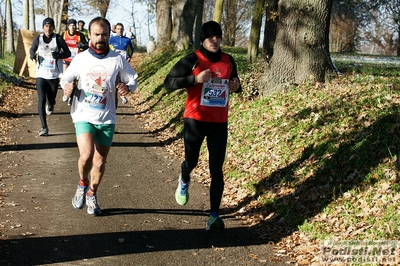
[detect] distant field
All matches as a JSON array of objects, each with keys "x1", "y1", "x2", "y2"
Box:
[{"x1": 332, "y1": 54, "x2": 400, "y2": 66}]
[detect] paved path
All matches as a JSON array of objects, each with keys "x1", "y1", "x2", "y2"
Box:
[{"x1": 0, "y1": 89, "x2": 289, "y2": 265}]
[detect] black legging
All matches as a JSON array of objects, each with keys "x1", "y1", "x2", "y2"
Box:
[
  {"x1": 181, "y1": 118, "x2": 228, "y2": 214},
  {"x1": 36, "y1": 77, "x2": 59, "y2": 128}
]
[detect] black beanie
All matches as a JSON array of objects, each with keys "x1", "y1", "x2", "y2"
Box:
[
  {"x1": 67, "y1": 19, "x2": 77, "y2": 26},
  {"x1": 42, "y1": 17, "x2": 55, "y2": 28},
  {"x1": 200, "y1": 21, "x2": 222, "y2": 42}
]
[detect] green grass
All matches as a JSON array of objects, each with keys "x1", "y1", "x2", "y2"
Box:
[
  {"x1": 2, "y1": 48, "x2": 400, "y2": 256},
  {"x1": 0, "y1": 53, "x2": 20, "y2": 91},
  {"x1": 135, "y1": 48, "x2": 400, "y2": 246}
]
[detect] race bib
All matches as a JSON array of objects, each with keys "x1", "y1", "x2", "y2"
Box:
[
  {"x1": 70, "y1": 47, "x2": 79, "y2": 58},
  {"x1": 115, "y1": 49, "x2": 127, "y2": 59},
  {"x1": 200, "y1": 78, "x2": 229, "y2": 107},
  {"x1": 41, "y1": 53, "x2": 56, "y2": 70},
  {"x1": 84, "y1": 84, "x2": 107, "y2": 110}
]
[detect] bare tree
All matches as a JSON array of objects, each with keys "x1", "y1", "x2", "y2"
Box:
[
  {"x1": 221, "y1": 0, "x2": 237, "y2": 46},
  {"x1": 156, "y1": 0, "x2": 197, "y2": 51},
  {"x1": 156, "y1": 0, "x2": 172, "y2": 49},
  {"x1": 39, "y1": 0, "x2": 67, "y2": 33},
  {"x1": 263, "y1": 0, "x2": 278, "y2": 62},
  {"x1": 329, "y1": 1, "x2": 368, "y2": 54},
  {"x1": 330, "y1": 8, "x2": 357, "y2": 52},
  {"x1": 29, "y1": 0, "x2": 35, "y2": 31},
  {"x1": 6, "y1": 0, "x2": 15, "y2": 53},
  {"x1": 258, "y1": 0, "x2": 334, "y2": 95},
  {"x1": 23, "y1": 0, "x2": 28, "y2": 29},
  {"x1": 194, "y1": 0, "x2": 204, "y2": 49},
  {"x1": 147, "y1": 1, "x2": 157, "y2": 39},
  {"x1": 221, "y1": 0, "x2": 253, "y2": 47},
  {"x1": 0, "y1": 3, "x2": 3, "y2": 58},
  {"x1": 44, "y1": 0, "x2": 49, "y2": 16},
  {"x1": 170, "y1": 0, "x2": 197, "y2": 50},
  {"x1": 87, "y1": 0, "x2": 111, "y2": 17},
  {"x1": 247, "y1": 0, "x2": 265, "y2": 63},
  {"x1": 379, "y1": 0, "x2": 400, "y2": 55},
  {"x1": 203, "y1": 0, "x2": 214, "y2": 22},
  {"x1": 213, "y1": 0, "x2": 224, "y2": 23}
]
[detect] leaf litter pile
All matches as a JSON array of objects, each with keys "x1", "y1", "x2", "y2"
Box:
[
  {"x1": 2, "y1": 54, "x2": 400, "y2": 265},
  {"x1": 128, "y1": 54, "x2": 400, "y2": 265}
]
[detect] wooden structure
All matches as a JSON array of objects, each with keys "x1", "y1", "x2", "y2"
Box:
[{"x1": 13, "y1": 29, "x2": 40, "y2": 77}]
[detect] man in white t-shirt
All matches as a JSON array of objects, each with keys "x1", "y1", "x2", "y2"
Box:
[{"x1": 60, "y1": 17, "x2": 138, "y2": 216}]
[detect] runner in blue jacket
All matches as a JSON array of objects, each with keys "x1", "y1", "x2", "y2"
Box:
[
  {"x1": 109, "y1": 22, "x2": 134, "y2": 105},
  {"x1": 109, "y1": 23, "x2": 134, "y2": 63}
]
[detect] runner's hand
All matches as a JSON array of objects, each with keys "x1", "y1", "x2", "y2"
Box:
[
  {"x1": 116, "y1": 83, "x2": 129, "y2": 96},
  {"x1": 195, "y1": 69, "x2": 212, "y2": 84},
  {"x1": 64, "y1": 83, "x2": 74, "y2": 96},
  {"x1": 228, "y1": 78, "x2": 240, "y2": 92}
]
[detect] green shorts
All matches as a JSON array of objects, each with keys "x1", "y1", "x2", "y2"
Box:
[{"x1": 75, "y1": 122, "x2": 115, "y2": 147}]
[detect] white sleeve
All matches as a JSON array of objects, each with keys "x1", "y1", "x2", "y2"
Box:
[
  {"x1": 60, "y1": 57, "x2": 79, "y2": 89},
  {"x1": 120, "y1": 58, "x2": 139, "y2": 92}
]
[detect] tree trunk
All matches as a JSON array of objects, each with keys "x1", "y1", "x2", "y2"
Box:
[
  {"x1": 398, "y1": 24, "x2": 400, "y2": 57},
  {"x1": 23, "y1": 0, "x2": 29, "y2": 29},
  {"x1": 263, "y1": 0, "x2": 278, "y2": 62},
  {"x1": 6, "y1": 0, "x2": 15, "y2": 54},
  {"x1": 0, "y1": 11, "x2": 3, "y2": 58},
  {"x1": 171, "y1": 0, "x2": 196, "y2": 51},
  {"x1": 222, "y1": 0, "x2": 237, "y2": 46},
  {"x1": 213, "y1": 0, "x2": 224, "y2": 23},
  {"x1": 194, "y1": 0, "x2": 204, "y2": 49},
  {"x1": 55, "y1": 0, "x2": 64, "y2": 33},
  {"x1": 258, "y1": 0, "x2": 334, "y2": 95},
  {"x1": 58, "y1": 0, "x2": 67, "y2": 34},
  {"x1": 97, "y1": 0, "x2": 111, "y2": 18},
  {"x1": 44, "y1": 0, "x2": 49, "y2": 17},
  {"x1": 247, "y1": 0, "x2": 265, "y2": 63},
  {"x1": 156, "y1": 0, "x2": 173, "y2": 49},
  {"x1": 29, "y1": 0, "x2": 36, "y2": 31}
]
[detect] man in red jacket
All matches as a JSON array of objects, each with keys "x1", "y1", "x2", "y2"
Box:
[
  {"x1": 163, "y1": 21, "x2": 242, "y2": 232},
  {"x1": 62, "y1": 19, "x2": 88, "y2": 105}
]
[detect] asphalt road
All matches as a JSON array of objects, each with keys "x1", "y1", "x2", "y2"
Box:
[{"x1": 0, "y1": 89, "x2": 289, "y2": 265}]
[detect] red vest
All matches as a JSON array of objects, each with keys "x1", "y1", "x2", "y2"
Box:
[
  {"x1": 63, "y1": 31, "x2": 81, "y2": 63},
  {"x1": 184, "y1": 50, "x2": 232, "y2": 123}
]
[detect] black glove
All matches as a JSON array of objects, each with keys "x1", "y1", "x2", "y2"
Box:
[
  {"x1": 30, "y1": 53, "x2": 37, "y2": 61},
  {"x1": 52, "y1": 51, "x2": 60, "y2": 59},
  {"x1": 78, "y1": 43, "x2": 88, "y2": 51}
]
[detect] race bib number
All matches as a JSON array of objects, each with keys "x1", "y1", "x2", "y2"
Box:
[
  {"x1": 200, "y1": 78, "x2": 229, "y2": 107},
  {"x1": 70, "y1": 47, "x2": 79, "y2": 58},
  {"x1": 41, "y1": 53, "x2": 56, "y2": 70},
  {"x1": 84, "y1": 84, "x2": 107, "y2": 110}
]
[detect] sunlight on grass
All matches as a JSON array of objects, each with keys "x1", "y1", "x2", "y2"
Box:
[
  {"x1": 3, "y1": 47, "x2": 400, "y2": 263},
  {"x1": 0, "y1": 53, "x2": 19, "y2": 91},
  {"x1": 132, "y1": 48, "x2": 400, "y2": 261}
]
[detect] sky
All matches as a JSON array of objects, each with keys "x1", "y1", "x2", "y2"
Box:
[
  {"x1": 73, "y1": 1, "x2": 157, "y2": 46},
  {"x1": 12, "y1": 0, "x2": 156, "y2": 47}
]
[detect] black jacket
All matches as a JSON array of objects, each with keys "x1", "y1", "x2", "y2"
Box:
[{"x1": 164, "y1": 45, "x2": 242, "y2": 93}]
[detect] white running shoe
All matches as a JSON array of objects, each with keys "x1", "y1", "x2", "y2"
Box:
[
  {"x1": 62, "y1": 95, "x2": 69, "y2": 102},
  {"x1": 86, "y1": 194, "x2": 102, "y2": 215},
  {"x1": 121, "y1": 96, "x2": 128, "y2": 104},
  {"x1": 72, "y1": 185, "x2": 88, "y2": 209},
  {"x1": 45, "y1": 105, "x2": 53, "y2": 115},
  {"x1": 39, "y1": 127, "x2": 48, "y2": 136}
]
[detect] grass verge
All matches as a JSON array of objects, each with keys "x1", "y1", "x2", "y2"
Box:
[
  {"x1": 0, "y1": 53, "x2": 21, "y2": 91},
  {"x1": 132, "y1": 49, "x2": 400, "y2": 263}
]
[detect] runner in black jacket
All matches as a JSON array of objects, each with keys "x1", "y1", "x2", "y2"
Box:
[
  {"x1": 164, "y1": 21, "x2": 242, "y2": 231},
  {"x1": 29, "y1": 17, "x2": 71, "y2": 136}
]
